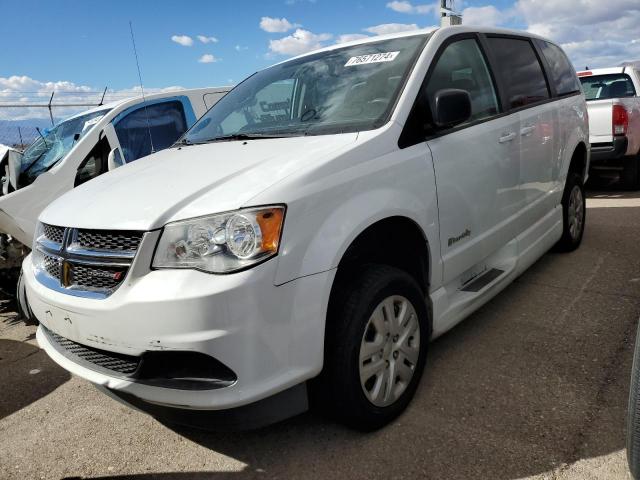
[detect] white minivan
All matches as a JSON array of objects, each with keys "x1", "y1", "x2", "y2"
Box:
[{"x1": 24, "y1": 26, "x2": 588, "y2": 431}]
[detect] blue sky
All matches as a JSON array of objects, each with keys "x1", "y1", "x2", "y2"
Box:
[{"x1": 1, "y1": 0, "x2": 639, "y2": 120}]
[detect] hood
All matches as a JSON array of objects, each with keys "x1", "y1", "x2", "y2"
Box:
[{"x1": 40, "y1": 134, "x2": 358, "y2": 230}]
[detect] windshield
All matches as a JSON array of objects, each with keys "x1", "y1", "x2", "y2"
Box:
[
  {"x1": 19, "y1": 109, "x2": 108, "y2": 183},
  {"x1": 183, "y1": 35, "x2": 428, "y2": 143},
  {"x1": 579, "y1": 74, "x2": 637, "y2": 101}
]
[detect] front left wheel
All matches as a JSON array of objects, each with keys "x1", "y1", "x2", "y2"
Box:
[{"x1": 315, "y1": 264, "x2": 429, "y2": 431}]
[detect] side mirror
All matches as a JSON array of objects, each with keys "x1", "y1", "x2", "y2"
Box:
[
  {"x1": 107, "y1": 148, "x2": 125, "y2": 171},
  {"x1": 432, "y1": 89, "x2": 472, "y2": 129}
]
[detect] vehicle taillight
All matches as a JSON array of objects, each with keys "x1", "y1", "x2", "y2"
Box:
[
  {"x1": 612, "y1": 104, "x2": 629, "y2": 136},
  {"x1": 577, "y1": 71, "x2": 593, "y2": 77}
]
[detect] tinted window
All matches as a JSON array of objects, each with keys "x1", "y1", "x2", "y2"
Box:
[
  {"x1": 425, "y1": 39, "x2": 499, "y2": 124},
  {"x1": 579, "y1": 74, "x2": 636, "y2": 101},
  {"x1": 115, "y1": 101, "x2": 188, "y2": 162},
  {"x1": 487, "y1": 37, "x2": 550, "y2": 109},
  {"x1": 537, "y1": 41, "x2": 580, "y2": 96}
]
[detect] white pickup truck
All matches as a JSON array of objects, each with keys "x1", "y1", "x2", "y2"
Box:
[{"x1": 578, "y1": 67, "x2": 640, "y2": 188}]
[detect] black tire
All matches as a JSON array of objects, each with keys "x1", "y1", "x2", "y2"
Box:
[
  {"x1": 622, "y1": 155, "x2": 640, "y2": 190},
  {"x1": 628, "y1": 322, "x2": 640, "y2": 479},
  {"x1": 555, "y1": 172, "x2": 586, "y2": 252},
  {"x1": 314, "y1": 264, "x2": 429, "y2": 431}
]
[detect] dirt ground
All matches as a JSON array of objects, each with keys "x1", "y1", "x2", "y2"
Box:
[{"x1": 1, "y1": 187, "x2": 639, "y2": 480}]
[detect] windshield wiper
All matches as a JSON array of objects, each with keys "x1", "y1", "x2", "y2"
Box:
[
  {"x1": 172, "y1": 138, "x2": 195, "y2": 148},
  {"x1": 203, "y1": 133, "x2": 293, "y2": 143}
]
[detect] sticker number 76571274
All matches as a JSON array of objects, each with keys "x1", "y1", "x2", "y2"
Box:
[{"x1": 344, "y1": 51, "x2": 400, "y2": 67}]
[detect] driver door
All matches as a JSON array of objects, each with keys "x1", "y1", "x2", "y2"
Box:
[{"x1": 425, "y1": 36, "x2": 522, "y2": 286}]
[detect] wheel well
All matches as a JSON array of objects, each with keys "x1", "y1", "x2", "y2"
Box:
[
  {"x1": 569, "y1": 142, "x2": 588, "y2": 179},
  {"x1": 335, "y1": 217, "x2": 430, "y2": 293}
]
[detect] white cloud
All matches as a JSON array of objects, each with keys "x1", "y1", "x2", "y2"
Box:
[
  {"x1": 335, "y1": 33, "x2": 370, "y2": 44},
  {"x1": 269, "y1": 29, "x2": 332, "y2": 56},
  {"x1": 386, "y1": 1, "x2": 435, "y2": 14},
  {"x1": 198, "y1": 54, "x2": 219, "y2": 64},
  {"x1": 235, "y1": 45, "x2": 248, "y2": 51},
  {"x1": 260, "y1": 16, "x2": 300, "y2": 33},
  {"x1": 364, "y1": 23, "x2": 420, "y2": 36},
  {"x1": 0, "y1": 75, "x2": 184, "y2": 121},
  {"x1": 461, "y1": 6, "x2": 507, "y2": 27},
  {"x1": 171, "y1": 35, "x2": 193, "y2": 47},
  {"x1": 514, "y1": 0, "x2": 640, "y2": 68},
  {"x1": 197, "y1": 35, "x2": 218, "y2": 44}
]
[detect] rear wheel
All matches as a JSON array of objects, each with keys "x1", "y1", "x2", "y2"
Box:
[
  {"x1": 315, "y1": 265, "x2": 429, "y2": 431},
  {"x1": 628, "y1": 322, "x2": 640, "y2": 479},
  {"x1": 555, "y1": 172, "x2": 586, "y2": 252},
  {"x1": 622, "y1": 155, "x2": 640, "y2": 190}
]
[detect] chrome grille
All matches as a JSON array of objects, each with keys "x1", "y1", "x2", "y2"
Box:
[
  {"x1": 43, "y1": 224, "x2": 65, "y2": 244},
  {"x1": 43, "y1": 254, "x2": 61, "y2": 279},
  {"x1": 71, "y1": 263, "x2": 127, "y2": 291},
  {"x1": 43, "y1": 325, "x2": 140, "y2": 376},
  {"x1": 34, "y1": 224, "x2": 144, "y2": 299},
  {"x1": 77, "y1": 229, "x2": 142, "y2": 252}
]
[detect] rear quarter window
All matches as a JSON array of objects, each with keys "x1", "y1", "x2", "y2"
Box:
[
  {"x1": 536, "y1": 40, "x2": 581, "y2": 96},
  {"x1": 486, "y1": 37, "x2": 550, "y2": 109}
]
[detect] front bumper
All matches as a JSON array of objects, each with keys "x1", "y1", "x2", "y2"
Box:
[{"x1": 25, "y1": 253, "x2": 335, "y2": 412}]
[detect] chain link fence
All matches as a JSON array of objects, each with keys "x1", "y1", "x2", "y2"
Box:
[
  {"x1": 0, "y1": 90, "x2": 134, "y2": 149},
  {"x1": 0, "y1": 121, "x2": 45, "y2": 149}
]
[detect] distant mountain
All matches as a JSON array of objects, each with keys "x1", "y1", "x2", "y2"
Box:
[
  {"x1": 620, "y1": 60, "x2": 640, "y2": 69},
  {"x1": 0, "y1": 118, "x2": 56, "y2": 147}
]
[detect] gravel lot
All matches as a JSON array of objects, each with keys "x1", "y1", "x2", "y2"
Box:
[{"x1": 1, "y1": 187, "x2": 639, "y2": 480}]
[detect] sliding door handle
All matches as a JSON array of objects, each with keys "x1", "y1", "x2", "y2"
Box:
[
  {"x1": 498, "y1": 132, "x2": 516, "y2": 143},
  {"x1": 520, "y1": 125, "x2": 536, "y2": 136}
]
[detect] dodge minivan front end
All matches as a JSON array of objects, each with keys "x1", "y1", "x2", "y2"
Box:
[{"x1": 25, "y1": 218, "x2": 334, "y2": 428}]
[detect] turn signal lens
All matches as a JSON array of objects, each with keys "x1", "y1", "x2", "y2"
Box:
[{"x1": 256, "y1": 208, "x2": 284, "y2": 252}]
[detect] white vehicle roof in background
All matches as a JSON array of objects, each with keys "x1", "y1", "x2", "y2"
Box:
[{"x1": 61, "y1": 87, "x2": 231, "y2": 123}]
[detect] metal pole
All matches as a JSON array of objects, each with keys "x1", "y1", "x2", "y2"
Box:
[
  {"x1": 18, "y1": 126, "x2": 23, "y2": 146},
  {"x1": 99, "y1": 86, "x2": 107, "y2": 106},
  {"x1": 48, "y1": 91, "x2": 55, "y2": 126}
]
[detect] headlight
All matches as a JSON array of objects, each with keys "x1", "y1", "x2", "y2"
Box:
[{"x1": 152, "y1": 206, "x2": 285, "y2": 273}]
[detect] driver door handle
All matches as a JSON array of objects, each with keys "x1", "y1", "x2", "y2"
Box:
[{"x1": 498, "y1": 132, "x2": 516, "y2": 143}]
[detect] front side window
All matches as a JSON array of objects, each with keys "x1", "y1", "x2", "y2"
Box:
[
  {"x1": 425, "y1": 38, "x2": 499, "y2": 124},
  {"x1": 487, "y1": 37, "x2": 550, "y2": 109},
  {"x1": 18, "y1": 109, "x2": 108, "y2": 186},
  {"x1": 115, "y1": 101, "x2": 188, "y2": 162},
  {"x1": 579, "y1": 74, "x2": 636, "y2": 101},
  {"x1": 183, "y1": 35, "x2": 428, "y2": 143},
  {"x1": 537, "y1": 40, "x2": 581, "y2": 96}
]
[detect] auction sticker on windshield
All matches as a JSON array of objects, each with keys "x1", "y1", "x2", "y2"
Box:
[{"x1": 345, "y1": 51, "x2": 400, "y2": 66}]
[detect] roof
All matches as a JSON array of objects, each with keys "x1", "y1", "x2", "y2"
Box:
[
  {"x1": 577, "y1": 67, "x2": 627, "y2": 76},
  {"x1": 61, "y1": 86, "x2": 231, "y2": 123},
  {"x1": 279, "y1": 25, "x2": 555, "y2": 65}
]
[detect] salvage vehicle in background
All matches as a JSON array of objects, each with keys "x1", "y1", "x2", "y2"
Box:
[
  {"x1": 25, "y1": 26, "x2": 588, "y2": 431},
  {"x1": 578, "y1": 67, "x2": 640, "y2": 188},
  {"x1": 0, "y1": 87, "x2": 229, "y2": 286}
]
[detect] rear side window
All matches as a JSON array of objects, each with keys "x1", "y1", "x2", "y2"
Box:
[
  {"x1": 537, "y1": 41, "x2": 581, "y2": 96},
  {"x1": 115, "y1": 101, "x2": 188, "y2": 162},
  {"x1": 579, "y1": 74, "x2": 636, "y2": 101},
  {"x1": 425, "y1": 38, "x2": 499, "y2": 124},
  {"x1": 487, "y1": 37, "x2": 550, "y2": 109}
]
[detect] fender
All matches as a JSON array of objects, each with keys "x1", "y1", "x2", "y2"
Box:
[
  {"x1": 559, "y1": 100, "x2": 590, "y2": 184},
  {"x1": 253, "y1": 128, "x2": 442, "y2": 288}
]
